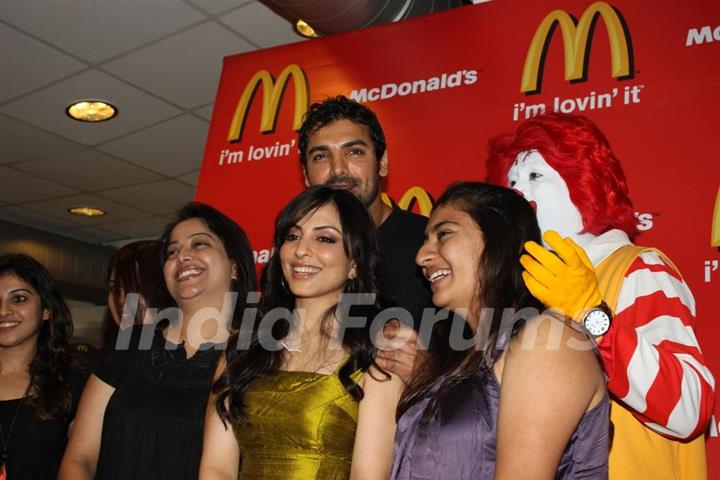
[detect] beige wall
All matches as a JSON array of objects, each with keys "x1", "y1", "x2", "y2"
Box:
[{"x1": 67, "y1": 300, "x2": 106, "y2": 346}]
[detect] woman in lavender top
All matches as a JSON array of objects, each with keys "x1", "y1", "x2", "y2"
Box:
[{"x1": 391, "y1": 182, "x2": 609, "y2": 479}]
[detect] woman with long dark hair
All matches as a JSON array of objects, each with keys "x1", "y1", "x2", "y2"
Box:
[
  {"x1": 60, "y1": 202, "x2": 256, "y2": 479},
  {"x1": 0, "y1": 253, "x2": 88, "y2": 478},
  {"x1": 390, "y1": 182, "x2": 609, "y2": 479},
  {"x1": 200, "y1": 186, "x2": 404, "y2": 479}
]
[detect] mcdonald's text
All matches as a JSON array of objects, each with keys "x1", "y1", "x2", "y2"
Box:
[
  {"x1": 686, "y1": 26, "x2": 720, "y2": 46},
  {"x1": 349, "y1": 69, "x2": 478, "y2": 104}
]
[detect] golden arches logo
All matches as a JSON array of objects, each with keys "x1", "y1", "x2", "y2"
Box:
[
  {"x1": 382, "y1": 187, "x2": 434, "y2": 217},
  {"x1": 712, "y1": 186, "x2": 720, "y2": 247},
  {"x1": 227, "y1": 64, "x2": 309, "y2": 142},
  {"x1": 521, "y1": 1, "x2": 632, "y2": 93}
]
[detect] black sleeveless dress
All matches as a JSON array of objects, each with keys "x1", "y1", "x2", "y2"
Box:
[{"x1": 94, "y1": 325, "x2": 220, "y2": 480}]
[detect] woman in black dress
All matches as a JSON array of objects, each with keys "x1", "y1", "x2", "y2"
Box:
[
  {"x1": 0, "y1": 253, "x2": 88, "y2": 479},
  {"x1": 60, "y1": 203, "x2": 256, "y2": 480}
]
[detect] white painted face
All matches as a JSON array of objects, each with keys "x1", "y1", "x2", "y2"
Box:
[{"x1": 507, "y1": 150, "x2": 595, "y2": 246}]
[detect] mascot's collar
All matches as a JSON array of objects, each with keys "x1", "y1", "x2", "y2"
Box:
[{"x1": 583, "y1": 229, "x2": 632, "y2": 267}]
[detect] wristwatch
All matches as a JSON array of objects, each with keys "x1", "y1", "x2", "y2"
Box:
[{"x1": 582, "y1": 302, "x2": 613, "y2": 337}]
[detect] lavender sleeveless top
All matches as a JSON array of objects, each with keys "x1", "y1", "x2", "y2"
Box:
[{"x1": 390, "y1": 334, "x2": 609, "y2": 479}]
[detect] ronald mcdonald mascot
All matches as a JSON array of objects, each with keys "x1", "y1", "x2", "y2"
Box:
[{"x1": 486, "y1": 113, "x2": 715, "y2": 480}]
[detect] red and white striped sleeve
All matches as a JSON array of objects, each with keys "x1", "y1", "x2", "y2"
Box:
[{"x1": 596, "y1": 251, "x2": 715, "y2": 440}]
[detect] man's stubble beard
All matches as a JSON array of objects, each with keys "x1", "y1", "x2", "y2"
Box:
[{"x1": 323, "y1": 174, "x2": 381, "y2": 208}]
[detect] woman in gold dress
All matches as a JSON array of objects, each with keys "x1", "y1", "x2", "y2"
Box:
[{"x1": 200, "y1": 186, "x2": 405, "y2": 480}]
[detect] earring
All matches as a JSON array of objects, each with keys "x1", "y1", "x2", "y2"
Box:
[
  {"x1": 345, "y1": 277, "x2": 357, "y2": 293},
  {"x1": 281, "y1": 276, "x2": 289, "y2": 292}
]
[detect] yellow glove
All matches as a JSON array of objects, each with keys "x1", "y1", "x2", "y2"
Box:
[{"x1": 519, "y1": 230, "x2": 603, "y2": 321}]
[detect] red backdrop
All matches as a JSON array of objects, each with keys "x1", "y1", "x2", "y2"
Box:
[{"x1": 197, "y1": 0, "x2": 720, "y2": 473}]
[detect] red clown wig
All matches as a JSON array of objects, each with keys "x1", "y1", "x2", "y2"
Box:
[{"x1": 485, "y1": 113, "x2": 638, "y2": 241}]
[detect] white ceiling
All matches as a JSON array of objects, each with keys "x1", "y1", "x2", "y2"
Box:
[{"x1": 0, "y1": 0, "x2": 305, "y2": 245}]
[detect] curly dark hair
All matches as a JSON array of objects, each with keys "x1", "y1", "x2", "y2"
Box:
[
  {"x1": 298, "y1": 95, "x2": 387, "y2": 168},
  {"x1": 398, "y1": 182, "x2": 544, "y2": 415},
  {"x1": 215, "y1": 186, "x2": 390, "y2": 425},
  {"x1": 0, "y1": 254, "x2": 73, "y2": 420}
]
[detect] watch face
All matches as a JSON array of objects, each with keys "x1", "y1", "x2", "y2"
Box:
[{"x1": 584, "y1": 309, "x2": 611, "y2": 336}]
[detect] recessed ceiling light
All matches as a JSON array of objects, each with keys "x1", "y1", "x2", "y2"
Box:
[
  {"x1": 68, "y1": 206, "x2": 106, "y2": 217},
  {"x1": 66, "y1": 100, "x2": 117, "y2": 122},
  {"x1": 295, "y1": 19, "x2": 318, "y2": 38}
]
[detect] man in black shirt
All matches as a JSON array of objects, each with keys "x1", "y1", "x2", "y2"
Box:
[{"x1": 297, "y1": 95, "x2": 432, "y2": 330}]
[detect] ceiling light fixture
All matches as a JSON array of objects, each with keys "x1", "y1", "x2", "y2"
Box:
[
  {"x1": 295, "y1": 19, "x2": 318, "y2": 38},
  {"x1": 66, "y1": 100, "x2": 117, "y2": 122},
  {"x1": 68, "y1": 206, "x2": 106, "y2": 217}
]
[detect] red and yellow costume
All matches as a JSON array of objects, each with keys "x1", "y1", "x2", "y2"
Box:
[{"x1": 486, "y1": 114, "x2": 715, "y2": 479}]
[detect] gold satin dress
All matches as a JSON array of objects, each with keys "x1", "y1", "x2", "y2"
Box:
[{"x1": 234, "y1": 365, "x2": 363, "y2": 479}]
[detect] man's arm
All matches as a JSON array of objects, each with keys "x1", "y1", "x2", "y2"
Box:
[
  {"x1": 521, "y1": 234, "x2": 715, "y2": 439},
  {"x1": 597, "y1": 252, "x2": 715, "y2": 439}
]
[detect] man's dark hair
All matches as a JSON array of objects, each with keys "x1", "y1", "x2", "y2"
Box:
[{"x1": 298, "y1": 95, "x2": 387, "y2": 167}]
